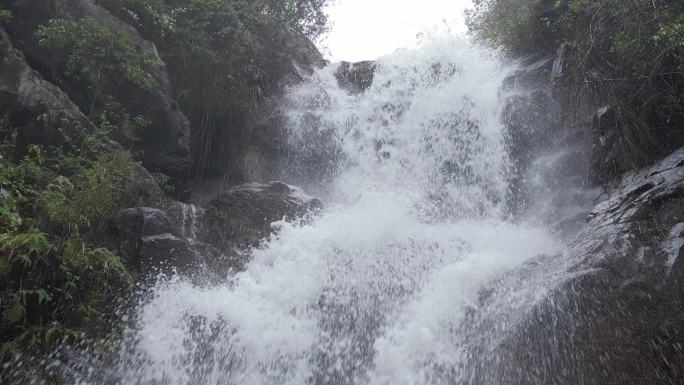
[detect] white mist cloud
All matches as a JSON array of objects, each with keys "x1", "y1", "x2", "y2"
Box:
[{"x1": 319, "y1": 0, "x2": 474, "y2": 62}]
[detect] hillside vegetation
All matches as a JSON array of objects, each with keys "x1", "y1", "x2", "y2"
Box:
[
  {"x1": 468, "y1": 0, "x2": 684, "y2": 175},
  {"x1": 0, "y1": 0, "x2": 328, "y2": 370},
  {"x1": 99, "y1": 0, "x2": 328, "y2": 177}
]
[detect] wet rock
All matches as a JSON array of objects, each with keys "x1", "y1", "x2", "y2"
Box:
[
  {"x1": 123, "y1": 163, "x2": 165, "y2": 208},
  {"x1": 115, "y1": 207, "x2": 198, "y2": 273},
  {"x1": 466, "y1": 147, "x2": 684, "y2": 384},
  {"x1": 664, "y1": 223, "x2": 684, "y2": 297},
  {"x1": 138, "y1": 233, "x2": 197, "y2": 273},
  {"x1": 502, "y1": 88, "x2": 566, "y2": 216},
  {"x1": 197, "y1": 181, "x2": 322, "y2": 255},
  {"x1": 551, "y1": 43, "x2": 567, "y2": 82},
  {"x1": 503, "y1": 90, "x2": 558, "y2": 165},
  {"x1": 335, "y1": 61, "x2": 377, "y2": 94},
  {"x1": 560, "y1": 149, "x2": 684, "y2": 384},
  {"x1": 169, "y1": 17, "x2": 325, "y2": 187},
  {"x1": 117, "y1": 207, "x2": 181, "y2": 239},
  {"x1": 590, "y1": 106, "x2": 627, "y2": 185},
  {"x1": 503, "y1": 54, "x2": 555, "y2": 91},
  {"x1": 4, "y1": 0, "x2": 191, "y2": 197}
]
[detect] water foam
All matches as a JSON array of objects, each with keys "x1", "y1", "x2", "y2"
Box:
[{"x1": 112, "y1": 37, "x2": 563, "y2": 385}]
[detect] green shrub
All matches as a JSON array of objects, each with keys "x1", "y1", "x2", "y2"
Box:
[
  {"x1": 101, "y1": 0, "x2": 330, "y2": 40},
  {"x1": 0, "y1": 125, "x2": 135, "y2": 357},
  {"x1": 40, "y1": 150, "x2": 134, "y2": 233},
  {"x1": 35, "y1": 17, "x2": 158, "y2": 151},
  {"x1": 0, "y1": 233, "x2": 132, "y2": 354},
  {"x1": 466, "y1": 0, "x2": 557, "y2": 55},
  {"x1": 36, "y1": 17, "x2": 159, "y2": 118},
  {"x1": 151, "y1": 171, "x2": 173, "y2": 194},
  {"x1": 98, "y1": 0, "x2": 329, "y2": 175},
  {"x1": 0, "y1": 6, "x2": 11, "y2": 22}
]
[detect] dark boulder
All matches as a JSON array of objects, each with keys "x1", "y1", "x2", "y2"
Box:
[
  {"x1": 117, "y1": 207, "x2": 181, "y2": 239},
  {"x1": 137, "y1": 233, "x2": 197, "y2": 273},
  {"x1": 124, "y1": 163, "x2": 165, "y2": 208},
  {"x1": 4, "y1": 0, "x2": 191, "y2": 197},
  {"x1": 335, "y1": 61, "x2": 377, "y2": 94},
  {"x1": 115, "y1": 181, "x2": 322, "y2": 276},
  {"x1": 196, "y1": 182, "x2": 322, "y2": 256}
]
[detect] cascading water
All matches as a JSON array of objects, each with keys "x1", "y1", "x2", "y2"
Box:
[{"x1": 107, "y1": 38, "x2": 565, "y2": 385}]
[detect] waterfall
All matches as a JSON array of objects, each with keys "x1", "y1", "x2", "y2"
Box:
[
  {"x1": 178, "y1": 202, "x2": 201, "y2": 241},
  {"x1": 109, "y1": 38, "x2": 564, "y2": 385}
]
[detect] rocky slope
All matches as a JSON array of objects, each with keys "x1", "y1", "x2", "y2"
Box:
[
  {"x1": 1, "y1": 0, "x2": 325, "y2": 268},
  {"x1": 2, "y1": 0, "x2": 325, "y2": 198},
  {"x1": 0, "y1": 0, "x2": 325, "y2": 375},
  {"x1": 455, "y1": 48, "x2": 684, "y2": 385},
  {"x1": 4, "y1": 0, "x2": 193, "y2": 196}
]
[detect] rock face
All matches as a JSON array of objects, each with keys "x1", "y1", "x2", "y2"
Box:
[
  {"x1": 335, "y1": 61, "x2": 377, "y2": 94},
  {"x1": 1, "y1": 23, "x2": 187, "y2": 275},
  {"x1": 0, "y1": 25, "x2": 95, "y2": 157},
  {"x1": 188, "y1": 22, "x2": 326, "y2": 196},
  {"x1": 502, "y1": 54, "x2": 597, "y2": 231},
  {"x1": 116, "y1": 207, "x2": 198, "y2": 274},
  {"x1": 541, "y1": 148, "x2": 684, "y2": 384},
  {"x1": 462, "y1": 148, "x2": 684, "y2": 385},
  {"x1": 458, "y1": 47, "x2": 684, "y2": 384},
  {"x1": 4, "y1": 0, "x2": 328, "y2": 199},
  {"x1": 4, "y1": 0, "x2": 192, "y2": 197},
  {"x1": 0, "y1": 25, "x2": 164, "y2": 208}
]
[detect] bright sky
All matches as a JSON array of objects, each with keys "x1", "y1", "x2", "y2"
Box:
[{"x1": 319, "y1": 0, "x2": 474, "y2": 62}]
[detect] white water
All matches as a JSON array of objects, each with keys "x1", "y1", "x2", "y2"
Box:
[{"x1": 113, "y1": 38, "x2": 563, "y2": 385}]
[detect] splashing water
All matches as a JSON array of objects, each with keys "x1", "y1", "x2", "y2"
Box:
[{"x1": 111, "y1": 38, "x2": 563, "y2": 385}]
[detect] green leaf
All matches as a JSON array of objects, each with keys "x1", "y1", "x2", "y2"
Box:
[
  {"x1": 6, "y1": 300, "x2": 25, "y2": 324},
  {"x1": 44, "y1": 322, "x2": 62, "y2": 343},
  {"x1": 35, "y1": 289, "x2": 52, "y2": 305}
]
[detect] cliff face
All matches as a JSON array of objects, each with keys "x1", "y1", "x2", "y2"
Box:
[
  {"x1": 0, "y1": 0, "x2": 325, "y2": 247},
  {"x1": 2, "y1": 0, "x2": 324, "y2": 199},
  {"x1": 0, "y1": 25, "x2": 96, "y2": 160},
  {"x1": 4, "y1": 0, "x2": 193, "y2": 197},
  {"x1": 97, "y1": 0, "x2": 325, "y2": 195}
]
